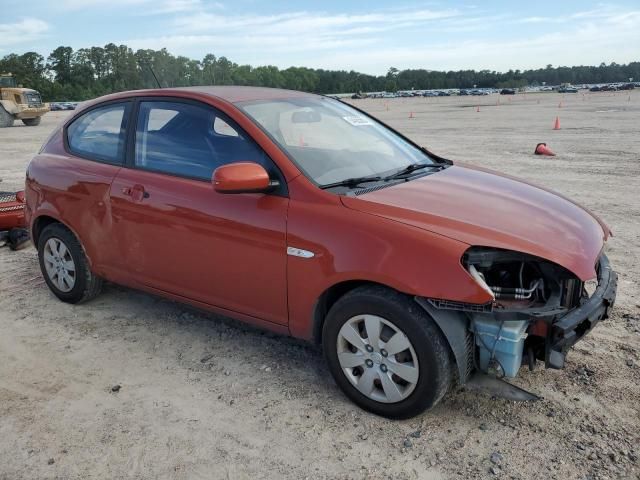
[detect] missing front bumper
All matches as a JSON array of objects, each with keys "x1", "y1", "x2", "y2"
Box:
[{"x1": 417, "y1": 254, "x2": 617, "y2": 385}]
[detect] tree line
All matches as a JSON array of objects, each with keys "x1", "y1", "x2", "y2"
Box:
[{"x1": 1, "y1": 44, "x2": 639, "y2": 101}]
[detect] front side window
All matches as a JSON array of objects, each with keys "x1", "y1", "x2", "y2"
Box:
[
  {"x1": 239, "y1": 97, "x2": 434, "y2": 186},
  {"x1": 135, "y1": 101, "x2": 268, "y2": 181},
  {"x1": 67, "y1": 103, "x2": 130, "y2": 164}
]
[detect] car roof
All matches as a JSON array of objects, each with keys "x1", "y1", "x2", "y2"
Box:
[{"x1": 104, "y1": 86, "x2": 318, "y2": 104}]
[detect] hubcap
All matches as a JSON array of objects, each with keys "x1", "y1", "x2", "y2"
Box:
[
  {"x1": 43, "y1": 237, "x2": 76, "y2": 293},
  {"x1": 336, "y1": 314, "x2": 419, "y2": 403}
]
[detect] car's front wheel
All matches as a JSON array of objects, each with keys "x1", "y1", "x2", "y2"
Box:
[
  {"x1": 38, "y1": 223, "x2": 102, "y2": 304},
  {"x1": 323, "y1": 285, "x2": 453, "y2": 419},
  {"x1": 22, "y1": 117, "x2": 41, "y2": 126}
]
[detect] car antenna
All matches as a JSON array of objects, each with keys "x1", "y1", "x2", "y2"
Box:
[{"x1": 138, "y1": 60, "x2": 162, "y2": 88}]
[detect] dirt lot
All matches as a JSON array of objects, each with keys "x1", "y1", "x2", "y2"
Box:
[{"x1": 1, "y1": 91, "x2": 639, "y2": 480}]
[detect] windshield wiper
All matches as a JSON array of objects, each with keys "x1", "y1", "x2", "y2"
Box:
[
  {"x1": 319, "y1": 175, "x2": 382, "y2": 190},
  {"x1": 383, "y1": 163, "x2": 443, "y2": 181}
]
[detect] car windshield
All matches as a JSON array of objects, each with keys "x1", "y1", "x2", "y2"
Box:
[{"x1": 239, "y1": 97, "x2": 434, "y2": 186}]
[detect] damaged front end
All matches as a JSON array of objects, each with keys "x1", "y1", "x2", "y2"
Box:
[{"x1": 416, "y1": 247, "x2": 617, "y2": 400}]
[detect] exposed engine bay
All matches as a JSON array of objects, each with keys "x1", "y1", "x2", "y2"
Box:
[
  {"x1": 462, "y1": 247, "x2": 586, "y2": 379},
  {"x1": 464, "y1": 247, "x2": 584, "y2": 311},
  {"x1": 418, "y1": 247, "x2": 616, "y2": 400}
]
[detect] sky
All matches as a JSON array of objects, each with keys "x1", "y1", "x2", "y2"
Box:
[{"x1": 1, "y1": 0, "x2": 639, "y2": 75}]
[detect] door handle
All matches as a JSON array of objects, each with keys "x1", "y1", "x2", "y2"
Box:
[{"x1": 122, "y1": 184, "x2": 149, "y2": 201}]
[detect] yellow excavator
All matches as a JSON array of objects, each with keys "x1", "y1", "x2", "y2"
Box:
[{"x1": 0, "y1": 73, "x2": 49, "y2": 127}]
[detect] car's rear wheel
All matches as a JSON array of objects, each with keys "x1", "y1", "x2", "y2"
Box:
[
  {"x1": 323, "y1": 285, "x2": 453, "y2": 419},
  {"x1": 38, "y1": 223, "x2": 102, "y2": 303}
]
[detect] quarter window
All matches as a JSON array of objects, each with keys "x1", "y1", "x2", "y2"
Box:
[
  {"x1": 67, "y1": 103, "x2": 130, "y2": 164},
  {"x1": 135, "y1": 101, "x2": 267, "y2": 181}
]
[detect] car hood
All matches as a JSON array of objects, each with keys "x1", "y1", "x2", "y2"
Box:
[{"x1": 341, "y1": 164, "x2": 608, "y2": 281}]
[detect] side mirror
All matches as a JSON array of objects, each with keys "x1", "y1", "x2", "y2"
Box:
[{"x1": 212, "y1": 162, "x2": 275, "y2": 194}]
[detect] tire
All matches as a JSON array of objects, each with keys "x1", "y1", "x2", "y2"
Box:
[
  {"x1": 0, "y1": 106, "x2": 14, "y2": 128},
  {"x1": 323, "y1": 285, "x2": 453, "y2": 419},
  {"x1": 37, "y1": 223, "x2": 102, "y2": 304},
  {"x1": 22, "y1": 117, "x2": 41, "y2": 126}
]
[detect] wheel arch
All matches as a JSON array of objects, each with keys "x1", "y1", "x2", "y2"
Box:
[
  {"x1": 312, "y1": 279, "x2": 407, "y2": 345},
  {"x1": 31, "y1": 214, "x2": 62, "y2": 245},
  {"x1": 312, "y1": 280, "x2": 471, "y2": 385},
  {"x1": 31, "y1": 215, "x2": 92, "y2": 267}
]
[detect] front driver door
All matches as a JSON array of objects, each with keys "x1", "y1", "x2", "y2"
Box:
[{"x1": 109, "y1": 99, "x2": 289, "y2": 325}]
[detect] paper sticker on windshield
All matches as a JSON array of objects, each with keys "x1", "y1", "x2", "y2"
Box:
[{"x1": 343, "y1": 116, "x2": 372, "y2": 126}]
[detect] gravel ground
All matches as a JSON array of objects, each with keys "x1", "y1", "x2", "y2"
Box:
[{"x1": 1, "y1": 91, "x2": 639, "y2": 480}]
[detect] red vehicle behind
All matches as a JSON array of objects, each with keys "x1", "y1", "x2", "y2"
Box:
[
  {"x1": 25, "y1": 87, "x2": 616, "y2": 418},
  {"x1": 0, "y1": 190, "x2": 26, "y2": 231}
]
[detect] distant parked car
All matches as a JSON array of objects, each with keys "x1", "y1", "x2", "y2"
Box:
[
  {"x1": 589, "y1": 86, "x2": 601, "y2": 92},
  {"x1": 458, "y1": 90, "x2": 469, "y2": 96},
  {"x1": 50, "y1": 103, "x2": 63, "y2": 111},
  {"x1": 500, "y1": 88, "x2": 516, "y2": 95},
  {"x1": 619, "y1": 83, "x2": 635, "y2": 90},
  {"x1": 436, "y1": 91, "x2": 450, "y2": 97},
  {"x1": 558, "y1": 86, "x2": 578, "y2": 93}
]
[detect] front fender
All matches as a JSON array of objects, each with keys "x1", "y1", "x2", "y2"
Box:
[{"x1": 286, "y1": 198, "x2": 490, "y2": 340}]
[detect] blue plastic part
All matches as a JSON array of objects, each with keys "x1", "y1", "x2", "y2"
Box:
[{"x1": 474, "y1": 319, "x2": 528, "y2": 378}]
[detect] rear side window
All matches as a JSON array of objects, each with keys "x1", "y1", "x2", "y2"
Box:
[
  {"x1": 67, "y1": 103, "x2": 130, "y2": 164},
  {"x1": 134, "y1": 101, "x2": 269, "y2": 181}
]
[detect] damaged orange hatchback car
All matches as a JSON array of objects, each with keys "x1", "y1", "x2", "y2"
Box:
[{"x1": 25, "y1": 87, "x2": 617, "y2": 418}]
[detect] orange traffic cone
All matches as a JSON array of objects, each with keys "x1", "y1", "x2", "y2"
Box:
[
  {"x1": 409, "y1": 111, "x2": 414, "y2": 119},
  {"x1": 553, "y1": 116, "x2": 561, "y2": 130},
  {"x1": 476, "y1": 105, "x2": 480, "y2": 112},
  {"x1": 299, "y1": 134, "x2": 305, "y2": 147},
  {"x1": 534, "y1": 142, "x2": 556, "y2": 156}
]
